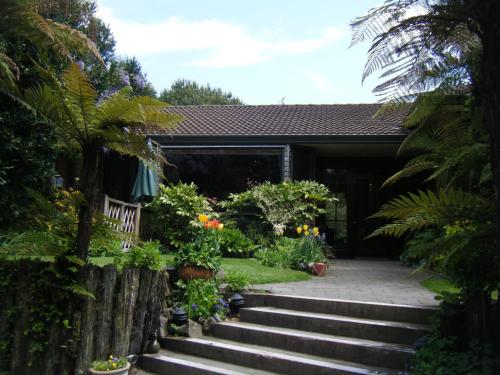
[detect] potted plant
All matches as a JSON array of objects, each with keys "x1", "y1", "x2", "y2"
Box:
[
  {"x1": 89, "y1": 356, "x2": 130, "y2": 375},
  {"x1": 176, "y1": 215, "x2": 223, "y2": 280},
  {"x1": 295, "y1": 225, "x2": 329, "y2": 276}
]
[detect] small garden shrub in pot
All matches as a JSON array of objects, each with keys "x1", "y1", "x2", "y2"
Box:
[
  {"x1": 90, "y1": 355, "x2": 130, "y2": 374},
  {"x1": 175, "y1": 215, "x2": 223, "y2": 279}
]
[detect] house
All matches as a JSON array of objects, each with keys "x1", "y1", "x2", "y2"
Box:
[{"x1": 127, "y1": 104, "x2": 411, "y2": 258}]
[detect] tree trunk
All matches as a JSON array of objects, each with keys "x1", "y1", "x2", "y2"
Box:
[
  {"x1": 475, "y1": 1, "x2": 500, "y2": 280},
  {"x1": 76, "y1": 146, "x2": 103, "y2": 260}
]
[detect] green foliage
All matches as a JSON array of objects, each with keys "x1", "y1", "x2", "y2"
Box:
[
  {"x1": 116, "y1": 241, "x2": 163, "y2": 270},
  {"x1": 147, "y1": 183, "x2": 214, "y2": 248},
  {"x1": 0, "y1": 0, "x2": 103, "y2": 96},
  {"x1": 414, "y1": 335, "x2": 494, "y2": 375},
  {"x1": 255, "y1": 237, "x2": 295, "y2": 269},
  {"x1": 0, "y1": 102, "x2": 56, "y2": 228},
  {"x1": 159, "y1": 78, "x2": 243, "y2": 105},
  {"x1": 175, "y1": 279, "x2": 227, "y2": 321},
  {"x1": 223, "y1": 271, "x2": 250, "y2": 293},
  {"x1": 217, "y1": 227, "x2": 256, "y2": 258},
  {"x1": 221, "y1": 180, "x2": 332, "y2": 237},
  {"x1": 91, "y1": 356, "x2": 128, "y2": 371},
  {"x1": 88, "y1": 237, "x2": 122, "y2": 257},
  {"x1": 255, "y1": 236, "x2": 326, "y2": 271},
  {"x1": 289, "y1": 236, "x2": 326, "y2": 267},
  {"x1": 175, "y1": 228, "x2": 222, "y2": 271}
]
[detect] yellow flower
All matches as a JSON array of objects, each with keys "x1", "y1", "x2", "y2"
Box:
[
  {"x1": 304, "y1": 230, "x2": 310, "y2": 236},
  {"x1": 198, "y1": 214, "x2": 209, "y2": 223},
  {"x1": 218, "y1": 223, "x2": 224, "y2": 230},
  {"x1": 296, "y1": 226, "x2": 303, "y2": 234},
  {"x1": 303, "y1": 224, "x2": 309, "y2": 231},
  {"x1": 313, "y1": 227, "x2": 319, "y2": 236},
  {"x1": 109, "y1": 355, "x2": 113, "y2": 359},
  {"x1": 112, "y1": 363, "x2": 117, "y2": 368}
]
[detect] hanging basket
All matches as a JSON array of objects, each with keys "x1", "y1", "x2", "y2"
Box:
[{"x1": 178, "y1": 265, "x2": 214, "y2": 280}]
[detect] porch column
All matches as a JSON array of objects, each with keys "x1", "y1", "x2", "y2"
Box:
[{"x1": 282, "y1": 145, "x2": 293, "y2": 181}]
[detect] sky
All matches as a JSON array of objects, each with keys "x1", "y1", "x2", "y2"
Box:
[{"x1": 96, "y1": 0, "x2": 384, "y2": 105}]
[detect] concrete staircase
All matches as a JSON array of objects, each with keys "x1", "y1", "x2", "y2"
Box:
[{"x1": 139, "y1": 293, "x2": 437, "y2": 375}]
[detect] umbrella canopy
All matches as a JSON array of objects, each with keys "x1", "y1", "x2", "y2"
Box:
[{"x1": 132, "y1": 160, "x2": 158, "y2": 202}]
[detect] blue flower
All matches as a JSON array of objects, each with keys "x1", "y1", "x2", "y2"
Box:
[{"x1": 191, "y1": 303, "x2": 198, "y2": 310}]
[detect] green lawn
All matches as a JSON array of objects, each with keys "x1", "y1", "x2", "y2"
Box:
[
  {"x1": 89, "y1": 255, "x2": 310, "y2": 285},
  {"x1": 420, "y1": 276, "x2": 460, "y2": 295}
]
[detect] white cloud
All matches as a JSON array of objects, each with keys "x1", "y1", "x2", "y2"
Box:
[
  {"x1": 304, "y1": 70, "x2": 333, "y2": 94},
  {"x1": 97, "y1": 5, "x2": 344, "y2": 68}
]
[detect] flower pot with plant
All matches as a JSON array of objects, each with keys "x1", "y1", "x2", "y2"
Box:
[
  {"x1": 89, "y1": 356, "x2": 130, "y2": 375},
  {"x1": 176, "y1": 214, "x2": 223, "y2": 280},
  {"x1": 294, "y1": 225, "x2": 329, "y2": 276}
]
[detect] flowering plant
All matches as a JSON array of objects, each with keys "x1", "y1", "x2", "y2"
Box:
[
  {"x1": 91, "y1": 355, "x2": 128, "y2": 371},
  {"x1": 174, "y1": 214, "x2": 223, "y2": 271},
  {"x1": 296, "y1": 224, "x2": 320, "y2": 237}
]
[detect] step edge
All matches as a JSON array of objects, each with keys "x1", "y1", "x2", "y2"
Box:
[
  {"x1": 243, "y1": 292, "x2": 439, "y2": 311},
  {"x1": 240, "y1": 307, "x2": 431, "y2": 330},
  {"x1": 162, "y1": 336, "x2": 406, "y2": 374},
  {"x1": 213, "y1": 322, "x2": 416, "y2": 353}
]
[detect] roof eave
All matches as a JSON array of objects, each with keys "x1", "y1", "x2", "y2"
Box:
[{"x1": 148, "y1": 134, "x2": 407, "y2": 146}]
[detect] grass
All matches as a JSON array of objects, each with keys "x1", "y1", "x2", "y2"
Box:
[
  {"x1": 220, "y1": 258, "x2": 311, "y2": 285},
  {"x1": 420, "y1": 276, "x2": 460, "y2": 295},
  {"x1": 90, "y1": 255, "x2": 310, "y2": 285}
]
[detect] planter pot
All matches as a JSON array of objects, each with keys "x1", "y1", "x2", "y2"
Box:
[
  {"x1": 178, "y1": 265, "x2": 214, "y2": 280},
  {"x1": 89, "y1": 362, "x2": 130, "y2": 375},
  {"x1": 310, "y1": 262, "x2": 329, "y2": 277}
]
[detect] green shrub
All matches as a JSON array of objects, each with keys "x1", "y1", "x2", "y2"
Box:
[
  {"x1": 175, "y1": 279, "x2": 227, "y2": 321},
  {"x1": 220, "y1": 180, "x2": 332, "y2": 237},
  {"x1": 254, "y1": 237, "x2": 296, "y2": 269},
  {"x1": 413, "y1": 335, "x2": 493, "y2": 375},
  {"x1": 146, "y1": 183, "x2": 213, "y2": 248},
  {"x1": 218, "y1": 228, "x2": 255, "y2": 258},
  {"x1": 175, "y1": 227, "x2": 222, "y2": 271},
  {"x1": 254, "y1": 236, "x2": 326, "y2": 270},
  {"x1": 116, "y1": 241, "x2": 162, "y2": 270},
  {"x1": 223, "y1": 271, "x2": 250, "y2": 292},
  {"x1": 88, "y1": 237, "x2": 123, "y2": 257},
  {"x1": 289, "y1": 236, "x2": 326, "y2": 268}
]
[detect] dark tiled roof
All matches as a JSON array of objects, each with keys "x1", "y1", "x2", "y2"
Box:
[{"x1": 148, "y1": 104, "x2": 407, "y2": 137}]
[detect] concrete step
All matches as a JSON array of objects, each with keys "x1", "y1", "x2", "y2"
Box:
[
  {"x1": 161, "y1": 336, "x2": 404, "y2": 375},
  {"x1": 239, "y1": 306, "x2": 428, "y2": 345},
  {"x1": 211, "y1": 321, "x2": 414, "y2": 370},
  {"x1": 139, "y1": 349, "x2": 275, "y2": 375},
  {"x1": 242, "y1": 293, "x2": 437, "y2": 325}
]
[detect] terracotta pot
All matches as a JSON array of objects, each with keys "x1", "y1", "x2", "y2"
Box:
[
  {"x1": 178, "y1": 265, "x2": 214, "y2": 280},
  {"x1": 311, "y1": 262, "x2": 329, "y2": 277},
  {"x1": 89, "y1": 362, "x2": 130, "y2": 375}
]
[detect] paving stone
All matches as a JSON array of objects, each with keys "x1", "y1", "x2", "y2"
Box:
[{"x1": 255, "y1": 259, "x2": 438, "y2": 306}]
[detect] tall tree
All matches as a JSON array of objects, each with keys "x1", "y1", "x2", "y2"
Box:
[
  {"x1": 24, "y1": 63, "x2": 180, "y2": 260},
  {"x1": 351, "y1": 0, "x2": 500, "y2": 295},
  {"x1": 159, "y1": 79, "x2": 243, "y2": 105},
  {"x1": 0, "y1": 0, "x2": 102, "y2": 96}
]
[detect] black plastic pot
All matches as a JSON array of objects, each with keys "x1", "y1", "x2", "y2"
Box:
[
  {"x1": 228, "y1": 293, "x2": 245, "y2": 314},
  {"x1": 166, "y1": 265, "x2": 178, "y2": 284}
]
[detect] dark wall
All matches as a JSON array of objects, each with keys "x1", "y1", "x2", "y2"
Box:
[
  {"x1": 164, "y1": 152, "x2": 282, "y2": 199},
  {"x1": 316, "y1": 157, "x2": 417, "y2": 259}
]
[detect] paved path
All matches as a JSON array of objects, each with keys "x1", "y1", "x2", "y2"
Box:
[{"x1": 255, "y1": 259, "x2": 438, "y2": 307}]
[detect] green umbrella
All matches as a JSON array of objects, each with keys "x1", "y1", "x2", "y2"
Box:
[{"x1": 132, "y1": 160, "x2": 158, "y2": 202}]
